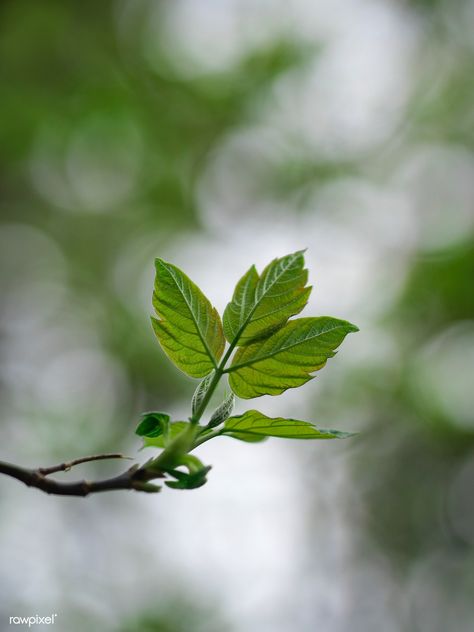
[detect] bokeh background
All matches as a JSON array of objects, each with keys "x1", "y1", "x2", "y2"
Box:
[{"x1": 1, "y1": 1, "x2": 474, "y2": 631}]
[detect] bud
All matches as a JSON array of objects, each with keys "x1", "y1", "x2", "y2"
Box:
[
  {"x1": 208, "y1": 393, "x2": 235, "y2": 428},
  {"x1": 192, "y1": 372, "x2": 214, "y2": 417}
]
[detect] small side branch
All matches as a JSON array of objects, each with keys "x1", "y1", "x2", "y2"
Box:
[
  {"x1": 38, "y1": 453, "x2": 128, "y2": 476},
  {"x1": 0, "y1": 457, "x2": 163, "y2": 497}
]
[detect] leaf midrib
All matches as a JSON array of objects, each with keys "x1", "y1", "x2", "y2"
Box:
[
  {"x1": 226, "y1": 321, "x2": 350, "y2": 372},
  {"x1": 222, "y1": 425, "x2": 334, "y2": 437},
  {"x1": 230, "y1": 253, "x2": 303, "y2": 347}
]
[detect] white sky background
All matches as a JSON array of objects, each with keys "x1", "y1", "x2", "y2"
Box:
[{"x1": 1, "y1": 0, "x2": 474, "y2": 631}]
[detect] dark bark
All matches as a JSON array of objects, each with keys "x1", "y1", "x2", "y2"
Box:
[{"x1": 0, "y1": 454, "x2": 162, "y2": 497}]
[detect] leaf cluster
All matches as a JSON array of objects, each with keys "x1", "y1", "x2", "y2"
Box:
[{"x1": 137, "y1": 251, "x2": 358, "y2": 490}]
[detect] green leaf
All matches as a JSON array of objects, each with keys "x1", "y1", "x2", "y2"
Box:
[
  {"x1": 152, "y1": 258, "x2": 225, "y2": 377},
  {"x1": 208, "y1": 392, "x2": 235, "y2": 428},
  {"x1": 223, "y1": 251, "x2": 311, "y2": 346},
  {"x1": 135, "y1": 412, "x2": 170, "y2": 438},
  {"x1": 223, "y1": 410, "x2": 356, "y2": 439},
  {"x1": 142, "y1": 421, "x2": 190, "y2": 449},
  {"x1": 222, "y1": 431, "x2": 268, "y2": 443},
  {"x1": 165, "y1": 464, "x2": 212, "y2": 490},
  {"x1": 227, "y1": 316, "x2": 358, "y2": 398}
]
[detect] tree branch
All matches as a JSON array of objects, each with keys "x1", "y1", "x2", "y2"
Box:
[
  {"x1": 0, "y1": 457, "x2": 163, "y2": 497},
  {"x1": 38, "y1": 453, "x2": 129, "y2": 476}
]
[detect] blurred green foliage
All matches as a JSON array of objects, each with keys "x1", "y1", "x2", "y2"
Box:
[
  {"x1": 0, "y1": 0, "x2": 308, "y2": 449},
  {"x1": 117, "y1": 598, "x2": 231, "y2": 632}
]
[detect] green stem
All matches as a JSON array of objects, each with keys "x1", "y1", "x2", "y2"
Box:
[
  {"x1": 192, "y1": 428, "x2": 223, "y2": 448},
  {"x1": 189, "y1": 338, "x2": 239, "y2": 426},
  {"x1": 155, "y1": 338, "x2": 240, "y2": 474}
]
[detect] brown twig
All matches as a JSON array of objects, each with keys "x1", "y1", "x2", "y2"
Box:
[
  {"x1": 38, "y1": 453, "x2": 130, "y2": 476},
  {"x1": 0, "y1": 457, "x2": 163, "y2": 497}
]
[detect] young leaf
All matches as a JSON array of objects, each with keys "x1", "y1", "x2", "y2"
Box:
[
  {"x1": 208, "y1": 393, "x2": 235, "y2": 428},
  {"x1": 135, "y1": 412, "x2": 170, "y2": 438},
  {"x1": 152, "y1": 259, "x2": 225, "y2": 377},
  {"x1": 223, "y1": 251, "x2": 311, "y2": 346},
  {"x1": 192, "y1": 372, "x2": 214, "y2": 417},
  {"x1": 165, "y1": 472, "x2": 209, "y2": 489},
  {"x1": 148, "y1": 423, "x2": 199, "y2": 470},
  {"x1": 227, "y1": 316, "x2": 358, "y2": 398},
  {"x1": 165, "y1": 458, "x2": 212, "y2": 489},
  {"x1": 142, "y1": 422, "x2": 190, "y2": 449},
  {"x1": 223, "y1": 410, "x2": 355, "y2": 440}
]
